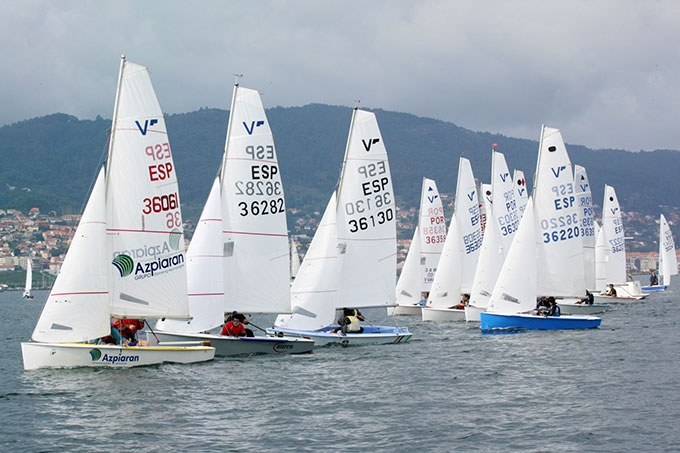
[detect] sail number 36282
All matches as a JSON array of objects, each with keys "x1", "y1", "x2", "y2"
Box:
[{"x1": 238, "y1": 198, "x2": 285, "y2": 216}]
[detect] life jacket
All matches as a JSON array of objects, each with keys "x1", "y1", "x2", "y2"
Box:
[{"x1": 345, "y1": 315, "x2": 361, "y2": 332}]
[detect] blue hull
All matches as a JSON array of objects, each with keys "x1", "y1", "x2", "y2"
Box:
[
  {"x1": 480, "y1": 312, "x2": 601, "y2": 331},
  {"x1": 641, "y1": 285, "x2": 667, "y2": 292}
]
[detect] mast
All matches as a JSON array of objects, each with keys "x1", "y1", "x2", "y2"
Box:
[
  {"x1": 220, "y1": 75, "x2": 242, "y2": 183},
  {"x1": 335, "y1": 107, "x2": 358, "y2": 204},
  {"x1": 105, "y1": 55, "x2": 126, "y2": 184},
  {"x1": 532, "y1": 124, "x2": 545, "y2": 195}
]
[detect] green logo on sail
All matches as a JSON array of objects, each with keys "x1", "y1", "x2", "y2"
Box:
[
  {"x1": 89, "y1": 349, "x2": 102, "y2": 361},
  {"x1": 112, "y1": 254, "x2": 134, "y2": 277}
]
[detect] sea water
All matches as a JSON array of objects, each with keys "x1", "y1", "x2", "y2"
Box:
[{"x1": 1, "y1": 277, "x2": 679, "y2": 452}]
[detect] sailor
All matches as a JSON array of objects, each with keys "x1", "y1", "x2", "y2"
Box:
[
  {"x1": 577, "y1": 290, "x2": 594, "y2": 305},
  {"x1": 336, "y1": 308, "x2": 365, "y2": 334},
  {"x1": 224, "y1": 312, "x2": 254, "y2": 337},
  {"x1": 536, "y1": 296, "x2": 550, "y2": 314},
  {"x1": 449, "y1": 293, "x2": 470, "y2": 310},
  {"x1": 650, "y1": 272, "x2": 659, "y2": 286},
  {"x1": 544, "y1": 297, "x2": 560, "y2": 317},
  {"x1": 221, "y1": 315, "x2": 246, "y2": 337},
  {"x1": 605, "y1": 284, "x2": 617, "y2": 297}
]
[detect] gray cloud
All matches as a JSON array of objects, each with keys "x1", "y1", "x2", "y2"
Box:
[{"x1": 2, "y1": 0, "x2": 679, "y2": 151}]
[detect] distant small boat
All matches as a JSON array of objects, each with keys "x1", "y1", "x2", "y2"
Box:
[
  {"x1": 22, "y1": 260, "x2": 34, "y2": 299},
  {"x1": 642, "y1": 214, "x2": 677, "y2": 292}
]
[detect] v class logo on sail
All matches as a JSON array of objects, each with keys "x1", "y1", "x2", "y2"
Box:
[
  {"x1": 467, "y1": 190, "x2": 477, "y2": 201},
  {"x1": 499, "y1": 172, "x2": 509, "y2": 182},
  {"x1": 135, "y1": 119, "x2": 158, "y2": 135},
  {"x1": 551, "y1": 166, "x2": 567, "y2": 178},
  {"x1": 243, "y1": 120, "x2": 265, "y2": 135},
  {"x1": 362, "y1": 138, "x2": 380, "y2": 152}
]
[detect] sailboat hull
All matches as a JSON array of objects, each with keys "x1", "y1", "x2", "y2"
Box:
[
  {"x1": 641, "y1": 285, "x2": 667, "y2": 292},
  {"x1": 269, "y1": 325, "x2": 411, "y2": 347},
  {"x1": 421, "y1": 307, "x2": 466, "y2": 322},
  {"x1": 148, "y1": 331, "x2": 314, "y2": 356},
  {"x1": 21, "y1": 342, "x2": 215, "y2": 371},
  {"x1": 387, "y1": 305, "x2": 422, "y2": 316},
  {"x1": 557, "y1": 302, "x2": 609, "y2": 315},
  {"x1": 464, "y1": 305, "x2": 483, "y2": 322},
  {"x1": 480, "y1": 312, "x2": 601, "y2": 331}
]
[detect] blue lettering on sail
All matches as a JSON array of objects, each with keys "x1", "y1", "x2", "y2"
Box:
[
  {"x1": 551, "y1": 166, "x2": 567, "y2": 178},
  {"x1": 467, "y1": 190, "x2": 476, "y2": 201},
  {"x1": 135, "y1": 119, "x2": 158, "y2": 135},
  {"x1": 500, "y1": 172, "x2": 509, "y2": 182},
  {"x1": 243, "y1": 120, "x2": 265, "y2": 135},
  {"x1": 427, "y1": 195, "x2": 439, "y2": 203}
]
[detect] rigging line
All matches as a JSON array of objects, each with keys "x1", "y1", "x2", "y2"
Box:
[{"x1": 79, "y1": 131, "x2": 110, "y2": 215}]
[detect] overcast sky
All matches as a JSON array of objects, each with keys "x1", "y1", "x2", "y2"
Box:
[{"x1": 2, "y1": 0, "x2": 679, "y2": 151}]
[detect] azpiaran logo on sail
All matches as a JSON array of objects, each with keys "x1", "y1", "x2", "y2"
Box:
[{"x1": 111, "y1": 252, "x2": 185, "y2": 279}]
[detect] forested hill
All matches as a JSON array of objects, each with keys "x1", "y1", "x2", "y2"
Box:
[{"x1": 1, "y1": 104, "x2": 677, "y2": 219}]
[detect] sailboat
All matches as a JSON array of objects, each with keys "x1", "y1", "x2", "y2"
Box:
[
  {"x1": 422, "y1": 157, "x2": 481, "y2": 321},
  {"x1": 466, "y1": 150, "x2": 520, "y2": 322},
  {"x1": 151, "y1": 82, "x2": 313, "y2": 355},
  {"x1": 389, "y1": 177, "x2": 446, "y2": 315},
  {"x1": 642, "y1": 214, "x2": 678, "y2": 291},
  {"x1": 594, "y1": 185, "x2": 646, "y2": 301},
  {"x1": 22, "y1": 259, "x2": 34, "y2": 299},
  {"x1": 21, "y1": 57, "x2": 215, "y2": 370},
  {"x1": 271, "y1": 109, "x2": 412, "y2": 346},
  {"x1": 480, "y1": 126, "x2": 601, "y2": 331},
  {"x1": 558, "y1": 165, "x2": 608, "y2": 315}
]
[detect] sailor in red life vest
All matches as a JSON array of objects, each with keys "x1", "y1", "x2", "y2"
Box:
[{"x1": 221, "y1": 316, "x2": 246, "y2": 337}]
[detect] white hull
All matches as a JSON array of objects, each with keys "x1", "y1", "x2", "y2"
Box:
[
  {"x1": 557, "y1": 302, "x2": 609, "y2": 315},
  {"x1": 387, "y1": 305, "x2": 422, "y2": 316},
  {"x1": 614, "y1": 281, "x2": 647, "y2": 298},
  {"x1": 421, "y1": 307, "x2": 466, "y2": 322},
  {"x1": 593, "y1": 294, "x2": 644, "y2": 303},
  {"x1": 21, "y1": 342, "x2": 215, "y2": 371},
  {"x1": 464, "y1": 305, "x2": 484, "y2": 322},
  {"x1": 149, "y1": 331, "x2": 314, "y2": 356}
]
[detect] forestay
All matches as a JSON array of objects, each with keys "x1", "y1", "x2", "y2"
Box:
[
  {"x1": 532, "y1": 126, "x2": 585, "y2": 297},
  {"x1": 107, "y1": 60, "x2": 189, "y2": 320},
  {"x1": 574, "y1": 165, "x2": 596, "y2": 290},
  {"x1": 32, "y1": 168, "x2": 110, "y2": 342},
  {"x1": 221, "y1": 86, "x2": 290, "y2": 314}
]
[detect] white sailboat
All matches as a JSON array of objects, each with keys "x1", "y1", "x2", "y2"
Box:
[
  {"x1": 594, "y1": 185, "x2": 646, "y2": 301},
  {"x1": 22, "y1": 259, "x2": 34, "y2": 299},
  {"x1": 642, "y1": 214, "x2": 678, "y2": 291},
  {"x1": 21, "y1": 57, "x2": 215, "y2": 370},
  {"x1": 481, "y1": 126, "x2": 601, "y2": 330},
  {"x1": 465, "y1": 151, "x2": 519, "y2": 322},
  {"x1": 152, "y1": 82, "x2": 313, "y2": 355},
  {"x1": 558, "y1": 165, "x2": 609, "y2": 315},
  {"x1": 389, "y1": 177, "x2": 446, "y2": 315},
  {"x1": 271, "y1": 109, "x2": 411, "y2": 346},
  {"x1": 422, "y1": 157, "x2": 481, "y2": 321}
]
